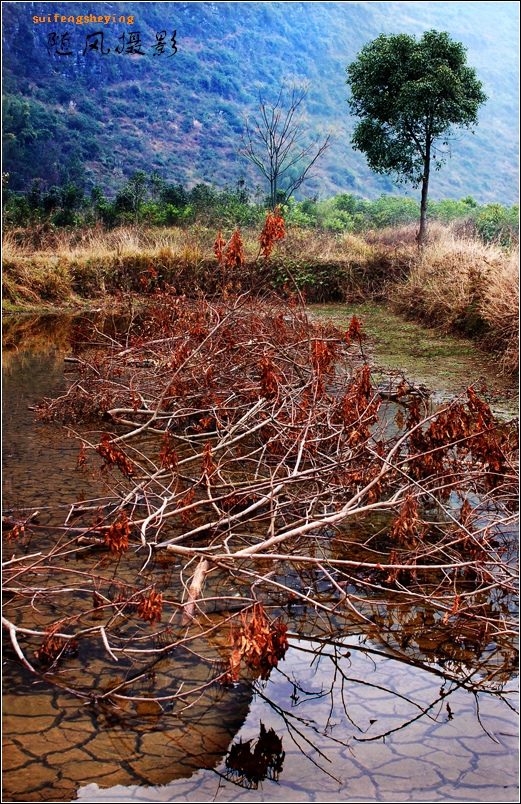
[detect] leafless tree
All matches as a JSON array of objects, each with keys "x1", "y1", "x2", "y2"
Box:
[{"x1": 240, "y1": 85, "x2": 331, "y2": 208}]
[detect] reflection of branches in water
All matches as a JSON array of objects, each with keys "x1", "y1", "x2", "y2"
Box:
[
  {"x1": 253, "y1": 683, "x2": 344, "y2": 785},
  {"x1": 220, "y1": 722, "x2": 285, "y2": 790},
  {"x1": 213, "y1": 637, "x2": 517, "y2": 791},
  {"x1": 289, "y1": 645, "x2": 440, "y2": 734},
  {"x1": 293, "y1": 641, "x2": 517, "y2": 745}
]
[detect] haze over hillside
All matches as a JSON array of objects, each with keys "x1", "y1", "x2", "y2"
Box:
[{"x1": 2, "y1": 1, "x2": 519, "y2": 203}]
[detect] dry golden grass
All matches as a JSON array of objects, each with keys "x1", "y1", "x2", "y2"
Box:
[
  {"x1": 364, "y1": 221, "x2": 446, "y2": 248},
  {"x1": 2, "y1": 223, "x2": 371, "y2": 262},
  {"x1": 2, "y1": 224, "x2": 378, "y2": 303},
  {"x1": 2, "y1": 225, "x2": 219, "y2": 303},
  {"x1": 480, "y1": 252, "x2": 519, "y2": 374},
  {"x1": 3, "y1": 222, "x2": 518, "y2": 372},
  {"x1": 392, "y1": 228, "x2": 519, "y2": 373},
  {"x1": 2, "y1": 224, "x2": 208, "y2": 260}
]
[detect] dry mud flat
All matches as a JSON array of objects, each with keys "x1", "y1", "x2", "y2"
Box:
[{"x1": 3, "y1": 641, "x2": 518, "y2": 802}]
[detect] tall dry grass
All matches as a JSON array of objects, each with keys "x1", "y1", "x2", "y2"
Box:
[
  {"x1": 2, "y1": 222, "x2": 518, "y2": 372},
  {"x1": 2, "y1": 223, "x2": 371, "y2": 262},
  {"x1": 2, "y1": 224, "x2": 380, "y2": 304},
  {"x1": 391, "y1": 228, "x2": 519, "y2": 373},
  {"x1": 480, "y1": 253, "x2": 519, "y2": 374},
  {"x1": 2, "y1": 225, "x2": 215, "y2": 303}
]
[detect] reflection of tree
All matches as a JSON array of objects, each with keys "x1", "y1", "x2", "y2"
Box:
[{"x1": 222, "y1": 722, "x2": 285, "y2": 789}]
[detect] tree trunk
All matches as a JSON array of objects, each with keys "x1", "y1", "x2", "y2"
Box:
[
  {"x1": 418, "y1": 142, "x2": 431, "y2": 247},
  {"x1": 271, "y1": 174, "x2": 278, "y2": 210}
]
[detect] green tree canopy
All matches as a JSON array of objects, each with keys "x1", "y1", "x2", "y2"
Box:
[{"x1": 346, "y1": 30, "x2": 487, "y2": 243}]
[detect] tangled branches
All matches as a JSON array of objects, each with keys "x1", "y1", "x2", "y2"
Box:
[{"x1": 2, "y1": 292, "x2": 518, "y2": 712}]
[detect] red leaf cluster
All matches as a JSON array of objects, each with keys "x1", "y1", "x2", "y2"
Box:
[
  {"x1": 335, "y1": 364, "x2": 379, "y2": 446},
  {"x1": 389, "y1": 495, "x2": 421, "y2": 547},
  {"x1": 259, "y1": 207, "x2": 285, "y2": 259},
  {"x1": 224, "y1": 229, "x2": 245, "y2": 269},
  {"x1": 202, "y1": 441, "x2": 216, "y2": 479},
  {"x1": 224, "y1": 603, "x2": 288, "y2": 683},
  {"x1": 214, "y1": 230, "x2": 226, "y2": 265},
  {"x1": 76, "y1": 441, "x2": 88, "y2": 470},
  {"x1": 159, "y1": 432, "x2": 178, "y2": 470},
  {"x1": 137, "y1": 587, "x2": 164, "y2": 624},
  {"x1": 443, "y1": 593, "x2": 462, "y2": 625},
  {"x1": 139, "y1": 265, "x2": 159, "y2": 291},
  {"x1": 258, "y1": 354, "x2": 279, "y2": 399},
  {"x1": 6, "y1": 523, "x2": 25, "y2": 542},
  {"x1": 344, "y1": 315, "x2": 366, "y2": 346},
  {"x1": 103, "y1": 511, "x2": 131, "y2": 555},
  {"x1": 178, "y1": 486, "x2": 195, "y2": 524},
  {"x1": 311, "y1": 338, "x2": 337, "y2": 376},
  {"x1": 96, "y1": 433, "x2": 135, "y2": 479},
  {"x1": 34, "y1": 624, "x2": 78, "y2": 667},
  {"x1": 407, "y1": 388, "x2": 515, "y2": 485}
]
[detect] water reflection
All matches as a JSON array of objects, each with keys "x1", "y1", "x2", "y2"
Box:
[
  {"x1": 222, "y1": 723, "x2": 285, "y2": 789},
  {"x1": 73, "y1": 636, "x2": 518, "y2": 803}
]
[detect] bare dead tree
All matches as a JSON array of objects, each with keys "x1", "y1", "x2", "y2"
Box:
[{"x1": 240, "y1": 85, "x2": 331, "y2": 209}]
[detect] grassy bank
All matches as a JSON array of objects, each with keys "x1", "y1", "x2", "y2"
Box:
[
  {"x1": 2, "y1": 221, "x2": 518, "y2": 373},
  {"x1": 387, "y1": 227, "x2": 519, "y2": 374},
  {"x1": 310, "y1": 302, "x2": 517, "y2": 416}
]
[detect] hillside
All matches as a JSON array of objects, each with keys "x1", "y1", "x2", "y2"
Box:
[{"x1": 2, "y1": 1, "x2": 519, "y2": 202}]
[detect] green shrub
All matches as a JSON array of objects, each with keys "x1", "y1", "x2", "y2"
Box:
[{"x1": 473, "y1": 203, "x2": 518, "y2": 247}]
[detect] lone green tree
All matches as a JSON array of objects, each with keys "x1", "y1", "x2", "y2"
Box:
[{"x1": 346, "y1": 30, "x2": 487, "y2": 244}]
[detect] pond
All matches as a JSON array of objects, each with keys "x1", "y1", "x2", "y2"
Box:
[{"x1": 2, "y1": 308, "x2": 518, "y2": 803}]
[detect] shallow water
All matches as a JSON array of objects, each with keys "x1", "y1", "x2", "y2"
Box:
[
  {"x1": 309, "y1": 303, "x2": 518, "y2": 419},
  {"x1": 78, "y1": 642, "x2": 518, "y2": 803},
  {"x1": 2, "y1": 312, "x2": 519, "y2": 803}
]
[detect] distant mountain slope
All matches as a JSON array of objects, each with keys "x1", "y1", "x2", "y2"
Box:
[{"x1": 2, "y1": 1, "x2": 519, "y2": 202}]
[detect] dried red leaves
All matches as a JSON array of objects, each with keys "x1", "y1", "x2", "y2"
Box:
[
  {"x1": 137, "y1": 587, "x2": 164, "y2": 624},
  {"x1": 311, "y1": 338, "x2": 337, "y2": 376},
  {"x1": 202, "y1": 441, "x2": 216, "y2": 479},
  {"x1": 214, "y1": 230, "x2": 226, "y2": 265},
  {"x1": 259, "y1": 207, "x2": 285, "y2": 259},
  {"x1": 336, "y1": 364, "x2": 379, "y2": 446},
  {"x1": 96, "y1": 434, "x2": 135, "y2": 479},
  {"x1": 213, "y1": 209, "x2": 285, "y2": 274},
  {"x1": 76, "y1": 441, "x2": 88, "y2": 470},
  {"x1": 259, "y1": 354, "x2": 279, "y2": 399},
  {"x1": 104, "y1": 511, "x2": 131, "y2": 555},
  {"x1": 224, "y1": 603, "x2": 288, "y2": 683},
  {"x1": 344, "y1": 314, "x2": 366, "y2": 346},
  {"x1": 139, "y1": 265, "x2": 159, "y2": 291},
  {"x1": 34, "y1": 624, "x2": 78, "y2": 668},
  {"x1": 158, "y1": 432, "x2": 178, "y2": 470},
  {"x1": 407, "y1": 387, "x2": 515, "y2": 485},
  {"x1": 224, "y1": 229, "x2": 245, "y2": 269},
  {"x1": 5, "y1": 523, "x2": 25, "y2": 542},
  {"x1": 389, "y1": 495, "x2": 422, "y2": 547},
  {"x1": 178, "y1": 486, "x2": 196, "y2": 524}
]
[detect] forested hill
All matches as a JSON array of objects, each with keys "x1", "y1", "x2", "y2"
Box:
[{"x1": 2, "y1": 1, "x2": 519, "y2": 202}]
